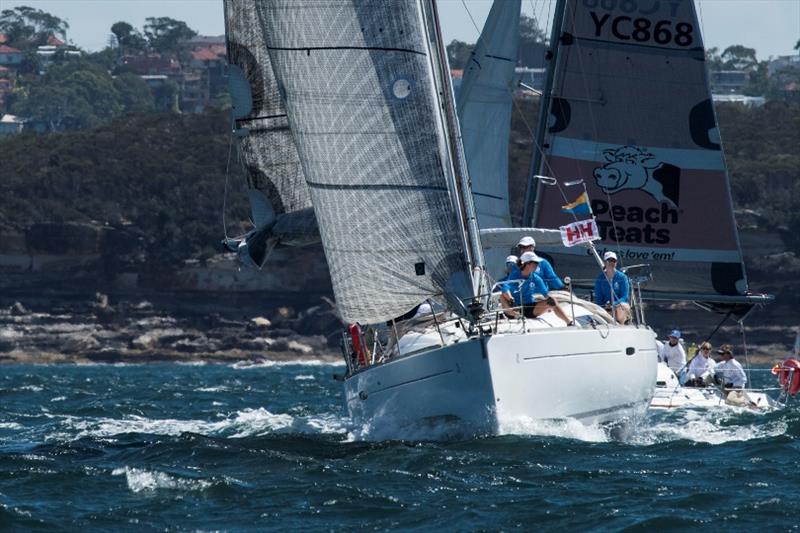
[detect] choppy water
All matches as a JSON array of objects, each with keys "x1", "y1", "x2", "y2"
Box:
[{"x1": 1, "y1": 361, "x2": 798, "y2": 531}]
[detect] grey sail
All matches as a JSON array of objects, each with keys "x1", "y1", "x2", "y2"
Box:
[
  {"x1": 457, "y1": 0, "x2": 521, "y2": 279},
  {"x1": 457, "y1": 0, "x2": 519, "y2": 231},
  {"x1": 223, "y1": 0, "x2": 318, "y2": 267},
  {"x1": 530, "y1": 0, "x2": 758, "y2": 305},
  {"x1": 256, "y1": 0, "x2": 474, "y2": 324}
]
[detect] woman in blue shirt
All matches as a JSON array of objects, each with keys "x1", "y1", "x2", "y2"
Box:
[
  {"x1": 594, "y1": 251, "x2": 631, "y2": 324},
  {"x1": 501, "y1": 252, "x2": 572, "y2": 323}
]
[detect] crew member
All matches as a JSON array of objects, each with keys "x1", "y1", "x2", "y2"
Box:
[
  {"x1": 593, "y1": 251, "x2": 631, "y2": 324},
  {"x1": 716, "y1": 344, "x2": 747, "y2": 389},
  {"x1": 517, "y1": 236, "x2": 564, "y2": 290},
  {"x1": 501, "y1": 251, "x2": 572, "y2": 324},
  {"x1": 684, "y1": 341, "x2": 716, "y2": 387},
  {"x1": 659, "y1": 329, "x2": 687, "y2": 376}
]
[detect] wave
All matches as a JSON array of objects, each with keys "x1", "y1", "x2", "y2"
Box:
[
  {"x1": 112, "y1": 466, "x2": 214, "y2": 493},
  {"x1": 51, "y1": 408, "x2": 349, "y2": 441},
  {"x1": 231, "y1": 359, "x2": 344, "y2": 369}
]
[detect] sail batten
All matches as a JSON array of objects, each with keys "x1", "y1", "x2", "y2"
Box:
[
  {"x1": 257, "y1": 0, "x2": 474, "y2": 324},
  {"x1": 532, "y1": 0, "x2": 749, "y2": 299}
]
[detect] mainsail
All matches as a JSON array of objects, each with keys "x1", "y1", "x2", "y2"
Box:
[
  {"x1": 223, "y1": 0, "x2": 318, "y2": 266},
  {"x1": 530, "y1": 0, "x2": 755, "y2": 303},
  {"x1": 256, "y1": 0, "x2": 475, "y2": 324}
]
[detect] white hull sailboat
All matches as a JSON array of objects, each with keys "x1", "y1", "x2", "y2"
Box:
[
  {"x1": 225, "y1": 0, "x2": 658, "y2": 438},
  {"x1": 650, "y1": 362, "x2": 782, "y2": 411},
  {"x1": 345, "y1": 320, "x2": 657, "y2": 437}
]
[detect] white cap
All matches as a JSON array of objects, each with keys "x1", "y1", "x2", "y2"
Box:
[
  {"x1": 603, "y1": 251, "x2": 618, "y2": 261},
  {"x1": 517, "y1": 236, "x2": 536, "y2": 247},
  {"x1": 519, "y1": 251, "x2": 543, "y2": 264},
  {"x1": 505, "y1": 255, "x2": 518, "y2": 264}
]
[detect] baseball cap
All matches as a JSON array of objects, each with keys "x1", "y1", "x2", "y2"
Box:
[
  {"x1": 669, "y1": 329, "x2": 681, "y2": 338},
  {"x1": 603, "y1": 251, "x2": 618, "y2": 261},
  {"x1": 505, "y1": 255, "x2": 518, "y2": 264},
  {"x1": 519, "y1": 251, "x2": 543, "y2": 264},
  {"x1": 517, "y1": 236, "x2": 536, "y2": 247}
]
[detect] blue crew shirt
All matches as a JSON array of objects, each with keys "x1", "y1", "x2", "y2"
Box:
[
  {"x1": 513, "y1": 271, "x2": 549, "y2": 306},
  {"x1": 536, "y1": 258, "x2": 564, "y2": 290},
  {"x1": 594, "y1": 269, "x2": 630, "y2": 307}
]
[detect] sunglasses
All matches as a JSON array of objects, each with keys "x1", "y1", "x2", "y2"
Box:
[{"x1": 606, "y1": 258, "x2": 617, "y2": 263}]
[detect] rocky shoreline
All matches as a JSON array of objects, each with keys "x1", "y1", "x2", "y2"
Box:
[
  {"x1": 0, "y1": 293, "x2": 342, "y2": 365},
  {"x1": 1, "y1": 291, "x2": 795, "y2": 366}
]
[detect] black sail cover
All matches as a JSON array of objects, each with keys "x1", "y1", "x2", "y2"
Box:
[
  {"x1": 223, "y1": 0, "x2": 316, "y2": 247},
  {"x1": 532, "y1": 0, "x2": 754, "y2": 303}
]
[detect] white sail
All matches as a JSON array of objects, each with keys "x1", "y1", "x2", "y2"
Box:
[
  {"x1": 531, "y1": 0, "x2": 752, "y2": 303},
  {"x1": 256, "y1": 0, "x2": 474, "y2": 324},
  {"x1": 223, "y1": 0, "x2": 317, "y2": 263},
  {"x1": 457, "y1": 0, "x2": 520, "y2": 231}
]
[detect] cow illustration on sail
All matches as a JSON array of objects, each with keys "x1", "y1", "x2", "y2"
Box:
[{"x1": 593, "y1": 145, "x2": 681, "y2": 207}]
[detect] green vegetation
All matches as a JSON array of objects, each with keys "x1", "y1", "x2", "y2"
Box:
[{"x1": 0, "y1": 111, "x2": 249, "y2": 264}]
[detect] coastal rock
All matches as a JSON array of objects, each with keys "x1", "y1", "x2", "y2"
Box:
[
  {"x1": 62, "y1": 333, "x2": 101, "y2": 354},
  {"x1": 249, "y1": 316, "x2": 272, "y2": 329},
  {"x1": 287, "y1": 340, "x2": 313, "y2": 355},
  {"x1": 10, "y1": 302, "x2": 29, "y2": 316},
  {"x1": 131, "y1": 328, "x2": 187, "y2": 350}
]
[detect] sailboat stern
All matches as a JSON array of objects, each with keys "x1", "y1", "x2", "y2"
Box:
[{"x1": 483, "y1": 326, "x2": 658, "y2": 433}]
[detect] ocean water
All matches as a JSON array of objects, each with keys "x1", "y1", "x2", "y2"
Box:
[{"x1": 1, "y1": 361, "x2": 798, "y2": 531}]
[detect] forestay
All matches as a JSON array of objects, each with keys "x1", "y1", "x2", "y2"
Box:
[
  {"x1": 256, "y1": 0, "x2": 474, "y2": 324},
  {"x1": 531, "y1": 0, "x2": 751, "y2": 302},
  {"x1": 457, "y1": 0, "x2": 520, "y2": 231},
  {"x1": 223, "y1": 0, "x2": 314, "y2": 243}
]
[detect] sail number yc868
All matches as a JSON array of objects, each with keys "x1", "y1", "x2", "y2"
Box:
[{"x1": 588, "y1": 12, "x2": 694, "y2": 47}]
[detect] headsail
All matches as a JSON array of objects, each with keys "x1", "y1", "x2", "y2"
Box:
[
  {"x1": 256, "y1": 0, "x2": 475, "y2": 324},
  {"x1": 223, "y1": 0, "x2": 318, "y2": 266},
  {"x1": 530, "y1": 0, "x2": 756, "y2": 304},
  {"x1": 457, "y1": 0, "x2": 520, "y2": 231}
]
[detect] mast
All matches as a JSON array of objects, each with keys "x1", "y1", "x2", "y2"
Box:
[
  {"x1": 522, "y1": 0, "x2": 568, "y2": 226},
  {"x1": 426, "y1": 0, "x2": 486, "y2": 308}
]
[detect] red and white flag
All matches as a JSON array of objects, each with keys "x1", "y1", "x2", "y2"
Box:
[{"x1": 560, "y1": 219, "x2": 600, "y2": 247}]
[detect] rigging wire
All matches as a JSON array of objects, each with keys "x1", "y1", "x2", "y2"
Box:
[
  {"x1": 221, "y1": 118, "x2": 237, "y2": 242},
  {"x1": 460, "y1": 0, "x2": 481, "y2": 37}
]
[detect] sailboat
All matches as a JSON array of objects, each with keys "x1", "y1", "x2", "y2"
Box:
[
  {"x1": 244, "y1": 0, "x2": 658, "y2": 438},
  {"x1": 521, "y1": 0, "x2": 790, "y2": 410}
]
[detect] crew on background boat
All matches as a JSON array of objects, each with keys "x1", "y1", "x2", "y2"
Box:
[
  {"x1": 715, "y1": 344, "x2": 747, "y2": 389},
  {"x1": 684, "y1": 341, "x2": 717, "y2": 387},
  {"x1": 517, "y1": 236, "x2": 564, "y2": 290},
  {"x1": 593, "y1": 251, "x2": 631, "y2": 324},
  {"x1": 501, "y1": 252, "x2": 572, "y2": 323},
  {"x1": 659, "y1": 329, "x2": 687, "y2": 376}
]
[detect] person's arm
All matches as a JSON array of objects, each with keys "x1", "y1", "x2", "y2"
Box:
[
  {"x1": 539, "y1": 260, "x2": 564, "y2": 290},
  {"x1": 616, "y1": 271, "x2": 630, "y2": 304}
]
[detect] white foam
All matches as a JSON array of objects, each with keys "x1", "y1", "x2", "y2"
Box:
[
  {"x1": 53, "y1": 408, "x2": 349, "y2": 441},
  {"x1": 294, "y1": 374, "x2": 316, "y2": 381},
  {"x1": 112, "y1": 466, "x2": 212, "y2": 493},
  {"x1": 195, "y1": 386, "x2": 228, "y2": 392},
  {"x1": 632, "y1": 409, "x2": 788, "y2": 446},
  {"x1": 498, "y1": 416, "x2": 611, "y2": 443},
  {"x1": 0, "y1": 422, "x2": 23, "y2": 430},
  {"x1": 231, "y1": 359, "x2": 343, "y2": 369}
]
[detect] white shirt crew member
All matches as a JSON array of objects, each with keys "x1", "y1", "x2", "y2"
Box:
[
  {"x1": 660, "y1": 341, "x2": 686, "y2": 375},
  {"x1": 717, "y1": 358, "x2": 747, "y2": 388},
  {"x1": 687, "y1": 354, "x2": 716, "y2": 381}
]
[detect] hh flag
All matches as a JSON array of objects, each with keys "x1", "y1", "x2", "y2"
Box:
[
  {"x1": 561, "y1": 192, "x2": 591, "y2": 215},
  {"x1": 560, "y1": 219, "x2": 600, "y2": 247}
]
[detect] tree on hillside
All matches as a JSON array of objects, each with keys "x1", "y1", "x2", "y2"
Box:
[
  {"x1": 721, "y1": 45, "x2": 758, "y2": 71},
  {"x1": 111, "y1": 21, "x2": 147, "y2": 56},
  {"x1": 114, "y1": 73, "x2": 155, "y2": 114},
  {"x1": 143, "y1": 17, "x2": 197, "y2": 56},
  {"x1": 0, "y1": 6, "x2": 69, "y2": 47},
  {"x1": 446, "y1": 39, "x2": 473, "y2": 70},
  {"x1": 12, "y1": 61, "x2": 122, "y2": 130}
]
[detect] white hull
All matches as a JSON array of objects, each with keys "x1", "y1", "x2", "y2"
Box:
[
  {"x1": 650, "y1": 362, "x2": 781, "y2": 410},
  {"x1": 344, "y1": 325, "x2": 658, "y2": 438}
]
